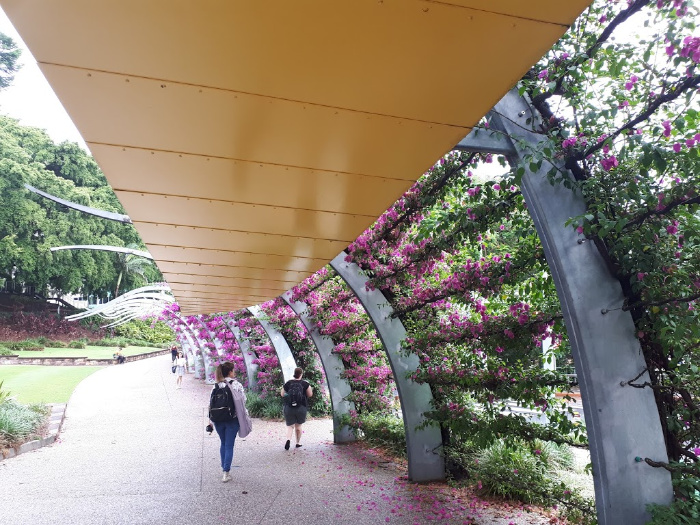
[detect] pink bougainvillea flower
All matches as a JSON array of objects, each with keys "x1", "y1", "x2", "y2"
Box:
[
  {"x1": 538, "y1": 69, "x2": 549, "y2": 80},
  {"x1": 601, "y1": 156, "x2": 618, "y2": 171},
  {"x1": 680, "y1": 35, "x2": 700, "y2": 63},
  {"x1": 662, "y1": 120, "x2": 672, "y2": 138},
  {"x1": 672, "y1": 142, "x2": 682, "y2": 153}
]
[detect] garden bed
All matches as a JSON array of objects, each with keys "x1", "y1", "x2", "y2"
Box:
[{"x1": 0, "y1": 403, "x2": 65, "y2": 461}]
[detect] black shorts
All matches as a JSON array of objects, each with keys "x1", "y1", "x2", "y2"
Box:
[{"x1": 283, "y1": 404, "x2": 308, "y2": 426}]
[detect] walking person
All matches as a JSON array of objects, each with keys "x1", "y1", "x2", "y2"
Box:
[
  {"x1": 208, "y1": 362, "x2": 252, "y2": 482},
  {"x1": 281, "y1": 367, "x2": 312, "y2": 450},
  {"x1": 175, "y1": 352, "x2": 186, "y2": 388}
]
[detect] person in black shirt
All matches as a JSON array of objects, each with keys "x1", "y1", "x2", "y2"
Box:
[{"x1": 280, "y1": 367, "x2": 312, "y2": 450}]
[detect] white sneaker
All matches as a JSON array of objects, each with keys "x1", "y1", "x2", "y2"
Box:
[{"x1": 222, "y1": 471, "x2": 231, "y2": 483}]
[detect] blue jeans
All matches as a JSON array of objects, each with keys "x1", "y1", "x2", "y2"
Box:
[{"x1": 213, "y1": 418, "x2": 240, "y2": 472}]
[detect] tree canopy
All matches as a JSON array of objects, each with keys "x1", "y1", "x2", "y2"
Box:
[
  {"x1": 0, "y1": 116, "x2": 161, "y2": 298},
  {"x1": 0, "y1": 32, "x2": 21, "y2": 90}
]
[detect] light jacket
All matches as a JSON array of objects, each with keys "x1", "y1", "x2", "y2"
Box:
[{"x1": 220, "y1": 380, "x2": 253, "y2": 438}]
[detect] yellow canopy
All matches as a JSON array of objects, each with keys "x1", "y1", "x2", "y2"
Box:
[{"x1": 2, "y1": 0, "x2": 591, "y2": 314}]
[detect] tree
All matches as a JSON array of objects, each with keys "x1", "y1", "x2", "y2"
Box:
[
  {"x1": 0, "y1": 32, "x2": 21, "y2": 90},
  {"x1": 0, "y1": 116, "x2": 162, "y2": 297},
  {"x1": 114, "y1": 244, "x2": 154, "y2": 297}
]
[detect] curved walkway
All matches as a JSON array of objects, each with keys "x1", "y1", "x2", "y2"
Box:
[{"x1": 0, "y1": 355, "x2": 546, "y2": 524}]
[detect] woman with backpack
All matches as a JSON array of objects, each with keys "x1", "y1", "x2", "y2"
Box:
[
  {"x1": 280, "y1": 367, "x2": 313, "y2": 450},
  {"x1": 208, "y1": 362, "x2": 252, "y2": 482}
]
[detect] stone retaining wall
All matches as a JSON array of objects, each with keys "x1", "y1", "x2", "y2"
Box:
[{"x1": 0, "y1": 348, "x2": 170, "y2": 366}]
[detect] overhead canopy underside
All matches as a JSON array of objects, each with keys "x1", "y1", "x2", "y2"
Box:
[{"x1": 3, "y1": 0, "x2": 590, "y2": 315}]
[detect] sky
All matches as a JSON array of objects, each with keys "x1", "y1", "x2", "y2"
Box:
[{"x1": 0, "y1": 7, "x2": 86, "y2": 148}]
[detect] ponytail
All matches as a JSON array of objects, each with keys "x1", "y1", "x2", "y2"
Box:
[{"x1": 215, "y1": 361, "x2": 235, "y2": 382}]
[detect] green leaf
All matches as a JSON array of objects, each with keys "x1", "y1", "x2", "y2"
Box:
[{"x1": 652, "y1": 150, "x2": 667, "y2": 173}]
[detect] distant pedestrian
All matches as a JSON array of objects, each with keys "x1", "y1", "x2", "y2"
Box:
[
  {"x1": 170, "y1": 346, "x2": 178, "y2": 362},
  {"x1": 175, "y1": 352, "x2": 186, "y2": 388},
  {"x1": 281, "y1": 367, "x2": 312, "y2": 450},
  {"x1": 114, "y1": 347, "x2": 125, "y2": 364},
  {"x1": 208, "y1": 362, "x2": 252, "y2": 482}
]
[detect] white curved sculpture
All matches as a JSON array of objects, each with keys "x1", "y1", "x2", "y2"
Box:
[{"x1": 66, "y1": 285, "x2": 174, "y2": 327}]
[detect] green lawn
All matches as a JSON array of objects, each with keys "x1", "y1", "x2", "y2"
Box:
[
  {"x1": 13, "y1": 345, "x2": 161, "y2": 359},
  {"x1": 0, "y1": 365, "x2": 103, "y2": 404}
]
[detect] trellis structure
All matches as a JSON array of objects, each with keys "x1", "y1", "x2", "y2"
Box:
[
  {"x1": 282, "y1": 291, "x2": 355, "y2": 444},
  {"x1": 7, "y1": 1, "x2": 678, "y2": 521}
]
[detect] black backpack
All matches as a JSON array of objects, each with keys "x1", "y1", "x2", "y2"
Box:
[
  {"x1": 209, "y1": 382, "x2": 236, "y2": 422},
  {"x1": 287, "y1": 380, "x2": 305, "y2": 408}
]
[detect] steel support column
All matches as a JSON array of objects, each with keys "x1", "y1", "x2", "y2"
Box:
[
  {"x1": 282, "y1": 292, "x2": 356, "y2": 443},
  {"x1": 190, "y1": 316, "x2": 219, "y2": 384},
  {"x1": 248, "y1": 305, "x2": 297, "y2": 383},
  {"x1": 164, "y1": 314, "x2": 204, "y2": 379},
  {"x1": 177, "y1": 316, "x2": 206, "y2": 379},
  {"x1": 178, "y1": 326, "x2": 199, "y2": 375},
  {"x1": 330, "y1": 252, "x2": 445, "y2": 482},
  {"x1": 484, "y1": 90, "x2": 672, "y2": 524},
  {"x1": 224, "y1": 315, "x2": 259, "y2": 391}
]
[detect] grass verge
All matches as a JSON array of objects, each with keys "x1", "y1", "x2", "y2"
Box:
[{"x1": 0, "y1": 365, "x2": 103, "y2": 404}]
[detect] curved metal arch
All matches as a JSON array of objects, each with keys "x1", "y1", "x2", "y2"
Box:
[
  {"x1": 51, "y1": 245, "x2": 153, "y2": 260},
  {"x1": 247, "y1": 305, "x2": 297, "y2": 383},
  {"x1": 25, "y1": 183, "x2": 132, "y2": 224},
  {"x1": 282, "y1": 292, "x2": 355, "y2": 443},
  {"x1": 167, "y1": 312, "x2": 206, "y2": 380},
  {"x1": 189, "y1": 316, "x2": 219, "y2": 384},
  {"x1": 482, "y1": 90, "x2": 671, "y2": 524},
  {"x1": 223, "y1": 315, "x2": 259, "y2": 391},
  {"x1": 330, "y1": 252, "x2": 445, "y2": 482}
]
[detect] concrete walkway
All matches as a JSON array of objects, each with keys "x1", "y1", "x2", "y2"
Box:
[{"x1": 0, "y1": 355, "x2": 548, "y2": 524}]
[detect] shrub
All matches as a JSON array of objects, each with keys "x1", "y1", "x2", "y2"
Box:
[
  {"x1": 68, "y1": 341, "x2": 85, "y2": 349},
  {"x1": 245, "y1": 391, "x2": 283, "y2": 420},
  {"x1": 0, "y1": 399, "x2": 49, "y2": 448},
  {"x1": 340, "y1": 411, "x2": 405, "y2": 457},
  {"x1": 0, "y1": 340, "x2": 44, "y2": 351},
  {"x1": 648, "y1": 474, "x2": 700, "y2": 525},
  {"x1": 90, "y1": 338, "x2": 118, "y2": 347},
  {"x1": 113, "y1": 318, "x2": 175, "y2": 345},
  {"x1": 92, "y1": 336, "x2": 160, "y2": 348},
  {"x1": 0, "y1": 381, "x2": 10, "y2": 403},
  {"x1": 46, "y1": 340, "x2": 66, "y2": 348},
  {"x1": 262, "y1": 397, "x2": 284, "y2": 420},
  {"x1": 0, "y1": 346, "x2": 14, "y2": 356},
  {"x1": 475, "y1": 439, "x2": 549, "y2": 504},
  {"x1": 443, "y1": 436, "x2": 480, "y2": 479},
  {"x1": 530, "y1": 438, "x2": 575, "y2": 473}
]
